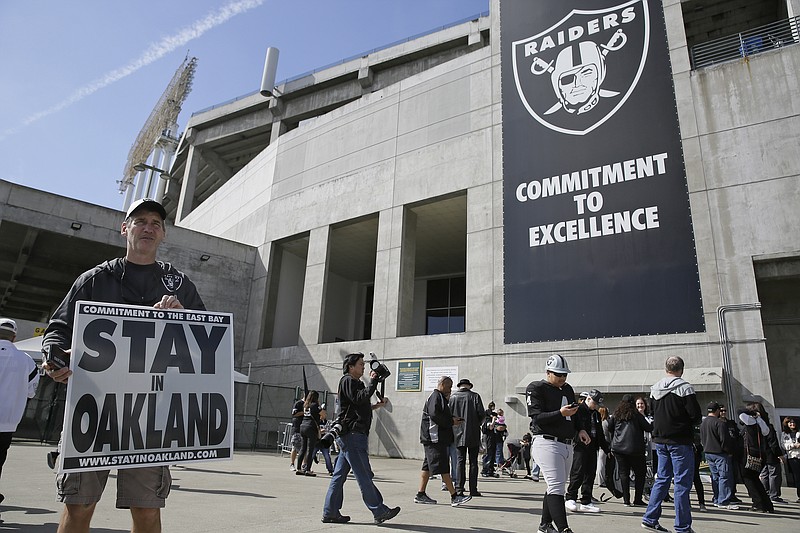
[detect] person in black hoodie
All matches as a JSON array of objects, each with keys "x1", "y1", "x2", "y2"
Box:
[
  {"x1": 414, "y1": 376, "x2": 471, "y2": 507},
  {"x1": 641, "y1": 356, "x2": 701, "y2": 533},
  {"x1": 609, "y1": 394, "x2": 653, "y2": 507}
]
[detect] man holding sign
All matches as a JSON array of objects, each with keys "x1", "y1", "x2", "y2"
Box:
[{"x1": 42, "y1": 198, "x2": 206, "y2": 533}]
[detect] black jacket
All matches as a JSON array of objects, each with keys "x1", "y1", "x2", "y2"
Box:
[
  {"x1": 700, "y1": 415, "x2": 733, "y2": 455},
  {"x1": 649, "y1": 376, "x2": 702, "y2": 445},
  {"x1": 337, "y1": 373, "x2": 378, "y2": 435},
  {"x1": 608, "y1": 413, "x2": 653, "y2": 455},
  {"x1": 420, "y1": 389, "x2": 454, "y2": 446},
  {"x1": 764, "y1": 423, "x2": 784, "y2": 465},
  {"x1": 448, "y1": 387, "x2": 485, "y2": 448},
  {"x1": 574, "y1": 403, "x2": 610, "y2": 453},
  {"x1": 43, "y1": 258, "x2": 205, "y2": 356}
]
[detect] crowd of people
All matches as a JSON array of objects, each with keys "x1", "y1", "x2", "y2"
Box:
[{"x1": 276, "y1": 351, "x2": 800, "y2": 531}]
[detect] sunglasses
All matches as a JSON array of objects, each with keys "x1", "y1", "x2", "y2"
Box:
[{"x1": 552, "y1": 372, "x2": 567, "y2": 378}]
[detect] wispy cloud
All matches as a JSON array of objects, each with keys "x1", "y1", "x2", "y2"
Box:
[{"x1": 0, "y1": 0, "x2": 265, "y2": 141}]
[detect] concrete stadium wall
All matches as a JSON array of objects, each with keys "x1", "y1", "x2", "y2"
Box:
[{"x1": 172, "y1": 0, "x2": 800, "y2": 458}]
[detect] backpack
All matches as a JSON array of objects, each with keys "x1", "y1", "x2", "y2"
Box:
[{"x1": 603, "y1": 454, "x2": 625, "y2": 500}]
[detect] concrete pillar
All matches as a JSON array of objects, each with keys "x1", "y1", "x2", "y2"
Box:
[
  {"x1": 358, "y1": 56, "x2": 374, "y2": 90},
  {"x1": 244, "y1": 242, "x2": 273, "y2": 352},
  {"x1": 269, "y1": 97, "x2": 286, "y2": 145},
  {"x1": 465, "y1": 185, "x2": 494, "y2": 332},
  {"x1": 396, "y1": 208, "x2": 417, "y2": 337},
  {"x1": 298, "y1": 226, "x2": 330, "y2": 346},
  {"x1": 176, "y1": 144, "x2": 202, "y2": 222},
  {"x1": 372, "y1": 208, "x2": 397, "y2": 339},
  {"x1": 270, "y1": 120, "x2": 287, "y2": 145}
]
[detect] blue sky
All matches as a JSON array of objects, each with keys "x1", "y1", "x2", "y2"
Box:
[{"x1": 0, "y1": 0, "x2": 489, "y2": 210}]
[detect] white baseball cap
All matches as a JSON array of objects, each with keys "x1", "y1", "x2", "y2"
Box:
[{"x1": 0, "y1": 318, "x2": 17, "y2": 334}]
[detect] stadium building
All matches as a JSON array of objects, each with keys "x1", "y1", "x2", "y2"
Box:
[{"x1": 1, "y1": 0, "x2": 799, "y2": 457}]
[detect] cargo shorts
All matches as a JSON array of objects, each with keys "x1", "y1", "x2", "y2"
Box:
[
  {"x1": 291, "y1": 432, "x2": 303, "y2": 452},
  {"x1": 57, "y1": 466, "x2": 171, "y2": 508}
]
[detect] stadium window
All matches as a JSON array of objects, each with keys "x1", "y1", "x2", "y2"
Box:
[{"x1": 425, "y1": 276, "x2": 466, "y2": 335}]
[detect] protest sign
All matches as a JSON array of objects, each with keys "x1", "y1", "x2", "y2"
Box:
[{"x1": 60, "y1": 301, "x2": 234, "y2": 472}]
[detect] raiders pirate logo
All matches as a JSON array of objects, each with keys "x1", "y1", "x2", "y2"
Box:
[
  {"x1": 511, "y1": 0, "x2": 650, "y2": 135},
  {"x1": 162, "y1": 273, "x2": 184, "y2": 292}
]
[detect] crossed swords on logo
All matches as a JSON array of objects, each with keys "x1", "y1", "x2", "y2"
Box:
[{"x1": 529, "y1": 28, "x2": 627, "y2": 115}]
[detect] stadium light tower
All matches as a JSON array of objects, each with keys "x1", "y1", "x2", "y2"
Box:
[{"x1": 120, "y1": 56, "x2": 198, "y2": 211}]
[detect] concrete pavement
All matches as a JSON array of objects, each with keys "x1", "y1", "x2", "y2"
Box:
[{"x1": 1, "y1": 441, "x2": 798, "y2": 532}]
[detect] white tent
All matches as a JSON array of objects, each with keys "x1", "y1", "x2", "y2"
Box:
[
  {"x1": 14, "y1": 335, "x2": 43, "y2": 362},
  {"x1": 12, "y1": 335, "x2": 250, "y2": 382}
]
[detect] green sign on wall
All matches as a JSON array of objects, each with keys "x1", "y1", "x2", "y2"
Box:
[{"x1": 396, "y1": 360, "x2": 422, "y2": 392}]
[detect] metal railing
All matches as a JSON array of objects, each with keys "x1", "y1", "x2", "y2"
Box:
[{"x1": 690, "y1": 16, "x2": 800, "y2": 69}]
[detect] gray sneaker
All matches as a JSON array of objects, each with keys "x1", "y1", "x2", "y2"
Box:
[
  {"x1": 414, "y1": 493, "x2": 437, "y2": 505},
  {"x1": 538, "y1": 523, "x2": 557, "y2": 533},
  {"x1": 450, "y1": 494, "x2": 471, "y2": 507}
]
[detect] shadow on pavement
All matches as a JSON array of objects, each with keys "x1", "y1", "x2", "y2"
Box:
[
  {"x1": 385, "y1": 525, "x2": 516, "y2": 533},
  {"x1": 0, "y1": 522, "x2": 125, "y2": 533},
  {"x1": 171, "y1": 465, "x2": 262, "y2": 477},
  {"x1": 0, "y1": 505, "x2": 57, "y2": 516},
  {"x1": 169, "y1": 485, "x2": 273, "y2": 499}
]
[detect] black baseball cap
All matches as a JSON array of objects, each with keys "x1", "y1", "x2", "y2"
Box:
[
  {"x1": 126, "y1": 198, "x2": 166, "y2": 220},
  {"x1": 707, "y1": 401, "x2": 723, "y2": 412},
  {"x1": 581, "y1": 389, "x2": 604, "y2": 405}
]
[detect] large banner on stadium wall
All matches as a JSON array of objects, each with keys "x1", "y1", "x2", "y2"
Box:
[
  {"x1": 60, "y1": 301, "x2": 234, "y2": 472},
  {"x1": 500, "y1": 0, "x2": 705, "y2": 343}
]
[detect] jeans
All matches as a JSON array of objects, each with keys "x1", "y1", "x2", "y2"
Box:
[
  {"x1": 496, "y1": 438, "x2": 505, "y2": 465},
  {"x1": 323, "y1": 432, "x2": 391, "y2": 519},
  {"x1": 643, "y1": 443, "x2": 694, "y2": 533},
  {"x1": 317, "y1": 444, "x2": 334, "y2": 473},
  {"x1": 449, "y1": 444, "x2": 458, "y2": 483},
  {"x1": 705, "y1": 452, "x2": 734, "y2": 505}
]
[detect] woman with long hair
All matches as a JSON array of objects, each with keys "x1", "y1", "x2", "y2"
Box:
[
  {"x1": 608, "y1": 394, "x2": 653, "y2": 506},
  {"x1": 296, "y1": 390, "x2": 321, "y2": 476},
  {"x1": 781, "y1": 417, "x2": 800, "y2": 503},
  {"x1": 738, "y1": 402, "x2": 774, "y2": 512}
]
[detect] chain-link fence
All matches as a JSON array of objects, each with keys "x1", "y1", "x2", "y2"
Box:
[
  {"x1": 234, "y1": 381, "x2": 336, "y2": 451},
  {"x1": 15, "y1": 375, "x2": 64, "y2": 444}
]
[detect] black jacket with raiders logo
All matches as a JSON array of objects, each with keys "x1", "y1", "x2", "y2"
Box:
[{"x1": 43, "y1": 257, "x2": 205, "y2": 355}]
